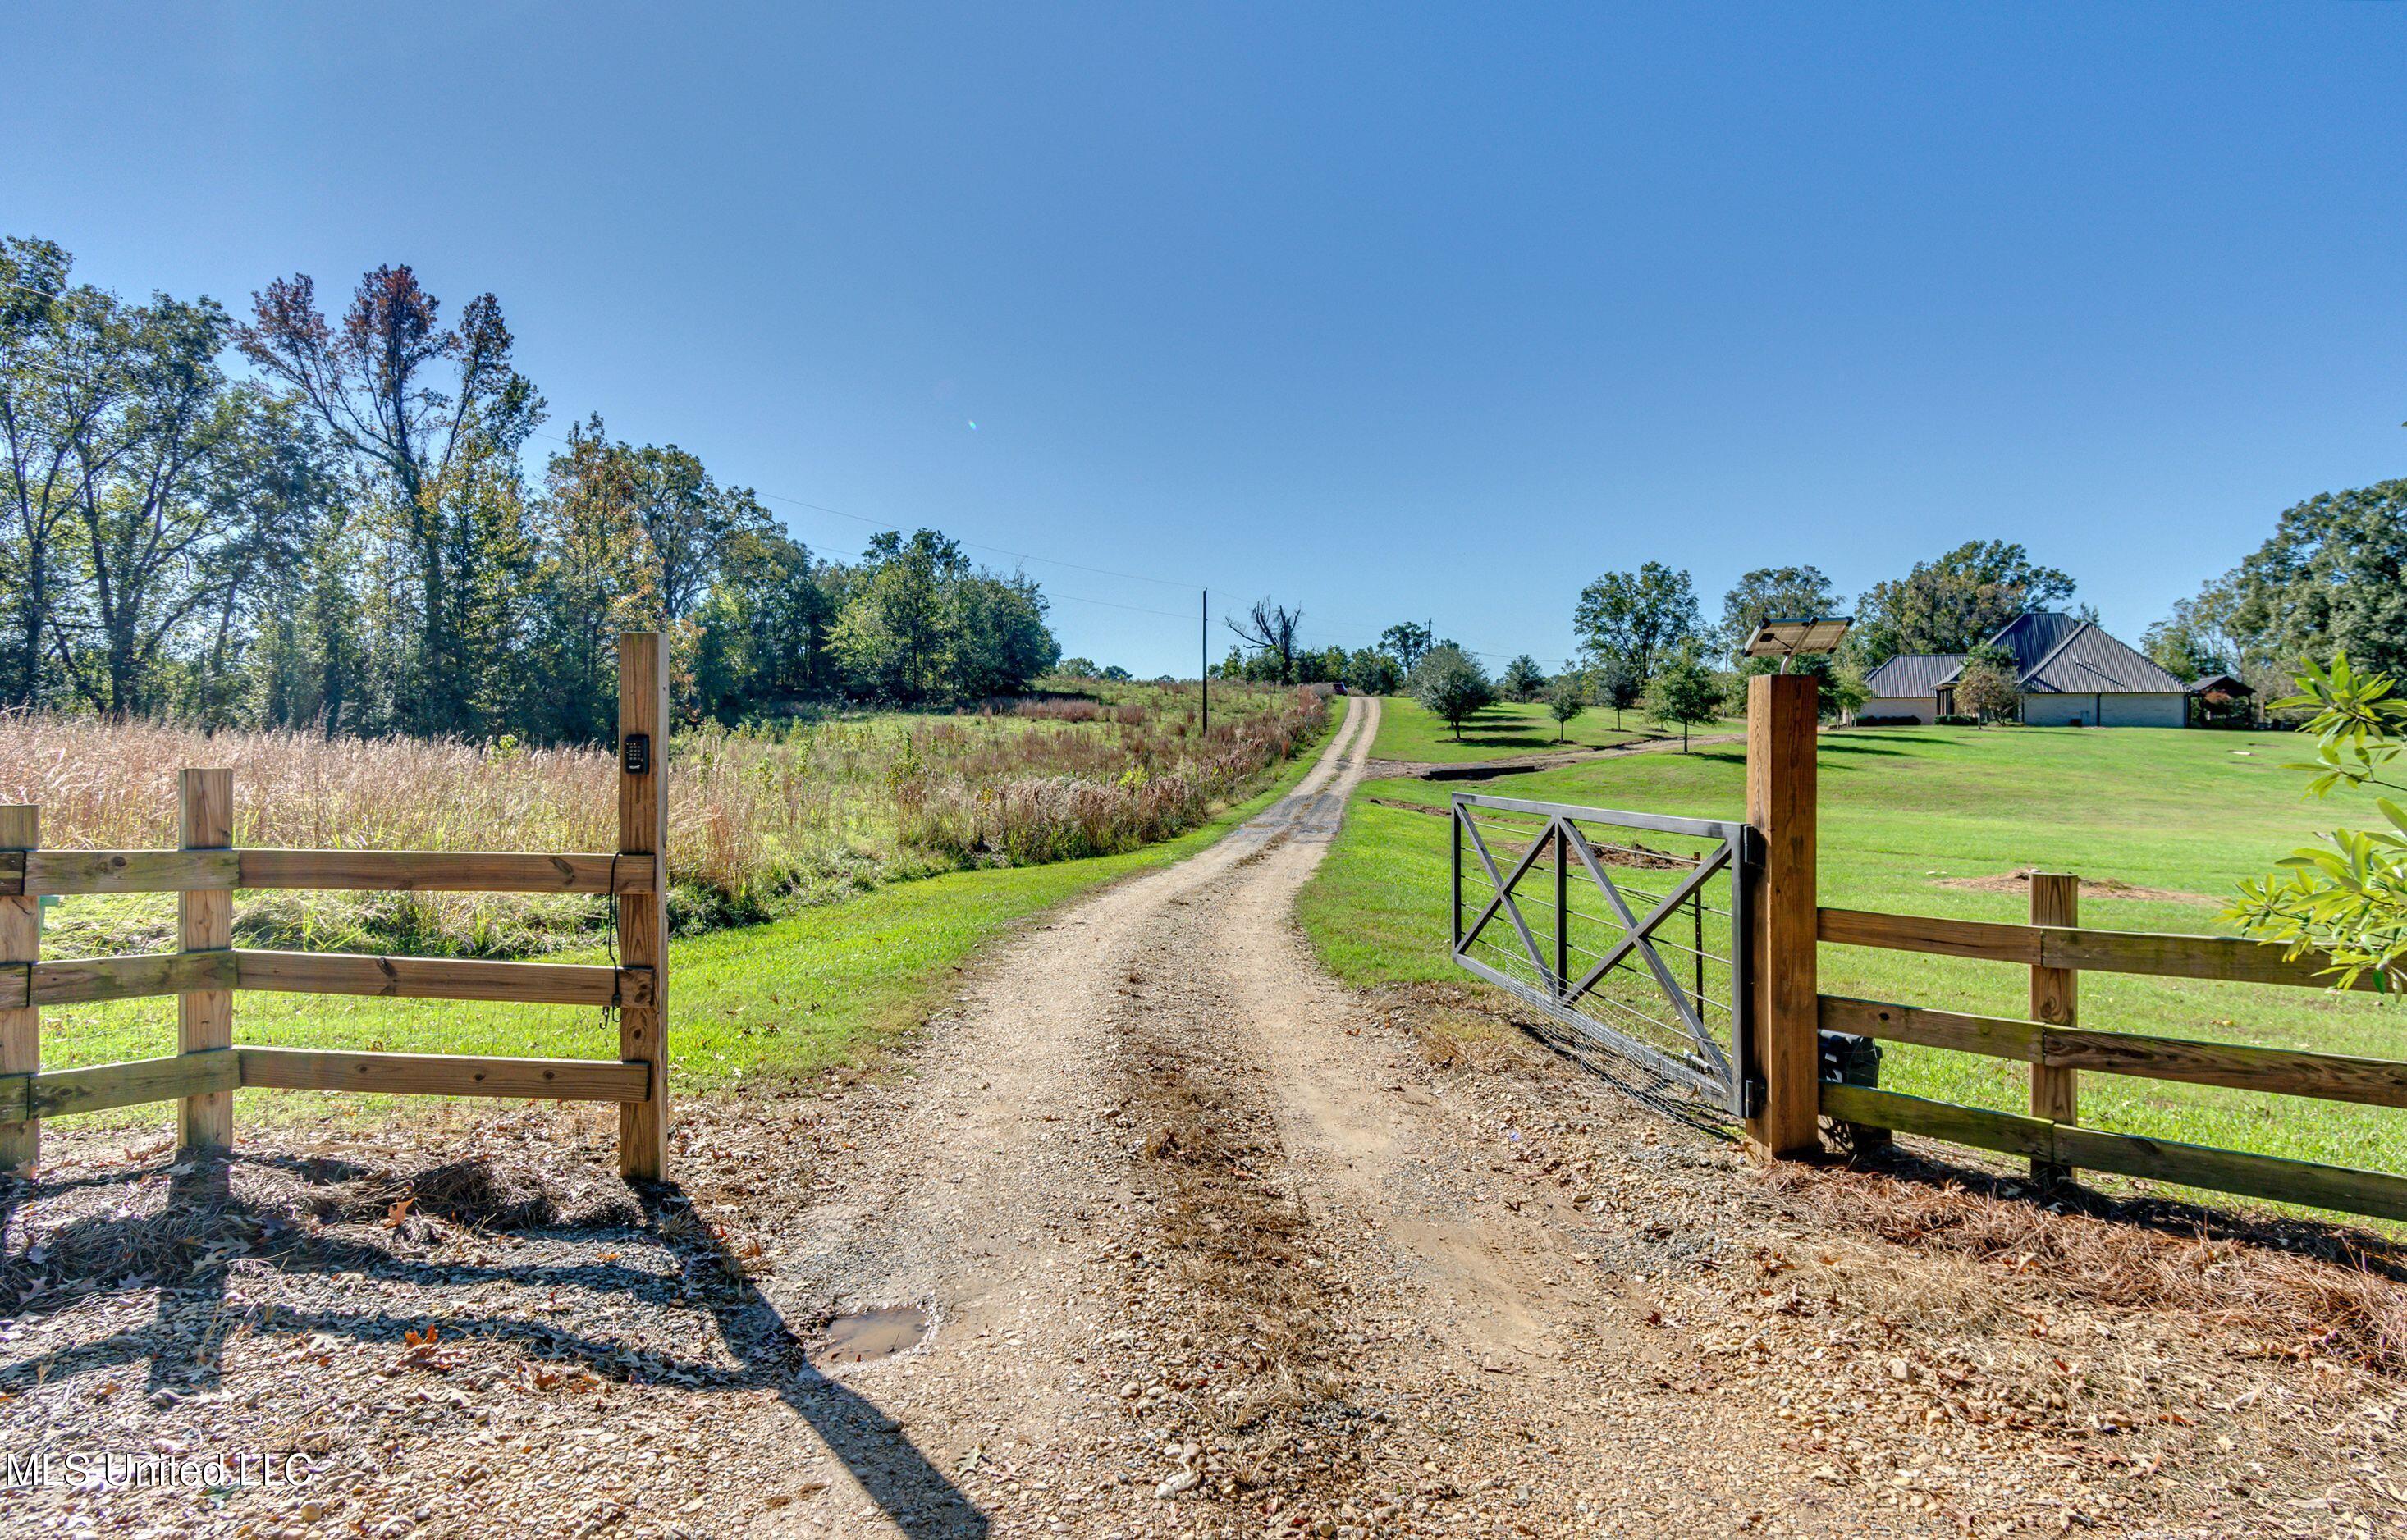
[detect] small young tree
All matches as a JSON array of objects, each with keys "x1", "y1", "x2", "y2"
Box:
[
  {"x1": 1643, "y1": 646, "x2": 1722, "y2": 752},
  {"x1": 1410, "y1": 644, "x2": 1494, "y2": 741},
  {"x1": 1827, "y1": 661, "x2": 1872, "y2": 724},
  {"x1": 2227, "y1": 654, "x2": 2407, "y2": 992},
  {"x1": 1591, "y1": 653, "x2": 1642, "y2": 729},
  {"x1": 1956, "y1": 653, "x2": 2020, "y2": 727},
  {"x1": 1545, "y1": 674, "x2": 1587, "y2": 743},
  {"x1": 1500, "y1": 653, "x2": 1545, "y2": 702}
]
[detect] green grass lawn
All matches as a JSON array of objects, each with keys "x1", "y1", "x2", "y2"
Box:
[
  {"x1": 1367, "y1": 695, "x2": 1680, "y2": 762},
  {"x1": 1298, "y1": 722, "x2": 2407, "y2": 1206},
  {"x1": 38, "y1": 720, "x2": 1334, "y2": 1131}
]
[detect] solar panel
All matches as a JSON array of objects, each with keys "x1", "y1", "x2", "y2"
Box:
[{"x1": 1741, "y1": 615, "x2": 1854, "y2": 661}]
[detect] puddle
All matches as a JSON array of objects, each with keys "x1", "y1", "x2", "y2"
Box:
[{"x1": 821, "y1": 1305, "x2": 931, "y2": 1364}]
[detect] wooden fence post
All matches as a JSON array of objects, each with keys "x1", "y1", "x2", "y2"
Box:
[
  {"x1": 178, "y1": 769, "x2": 234, "y2": 1153},
  {"x1": 1, "y1": 806, "x2": 39, "y2": 1172},
  {"x1": 617, "y1": 632, "x2": 669, "y2": 1181},
  {"x1": 1745, "y1": 673, "x2": 1822, "y2": 1158},
  {"x1": 2029, "y1": 871, "x2": 2079, "y2": 1186}
]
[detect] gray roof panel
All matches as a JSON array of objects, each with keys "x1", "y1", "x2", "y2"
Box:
[
  {"x1": 2018, "y1": 621, "x2": 2190, "y2": 695},
  {"x1": 1862, "y1": 653, "x2": 1966, "y2": 698}
]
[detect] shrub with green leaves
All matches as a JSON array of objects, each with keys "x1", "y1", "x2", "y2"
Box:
[
  {"x1": 2226, "y1": 654, "x2": 2407, "y2": 992},
  {"x1": 1409, "y1": 645, "x2": 1494, "y2": 741}
]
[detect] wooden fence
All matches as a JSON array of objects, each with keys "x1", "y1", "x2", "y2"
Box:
[
  {"x1": 1810, "y1": 888, "x2": 2407, "y2": 1222},
  {"x1": 1732, "y1": 674, "x2": 2405, "y2": 1227},
  {"x1": 0, "y1": 632, "x2": 673, "y2": 1181}
]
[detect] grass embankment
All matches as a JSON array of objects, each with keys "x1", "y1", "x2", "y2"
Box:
[
  {"x1": 1366, "y1": 696, "x2": 1660, "y2": 762},
  {"x1": 43, "y1": 714, "x2": 1335, "y2": 1128},
  {"x1": 1298, "y1": 723, "x2": 2407, "y2": 1191}
]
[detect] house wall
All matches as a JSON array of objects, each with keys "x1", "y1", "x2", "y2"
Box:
[
  {"x1": 2019, "y1": 692, "x2": 2188, "y2": 729},
  {"x1": 1855, "y1": 696, "x2": 1936, "y2": 724}
]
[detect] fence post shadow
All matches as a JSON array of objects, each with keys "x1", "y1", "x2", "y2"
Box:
[
  {"x1": 148, "y1": 1153, "x2": 235, "y2": 1392},
  {"x1": 633, "y1": 1180, "x2": 989, "y2": 1538},
  {"x1": 1, "y1": 1158, "x2": 986, "y2": 1539}
]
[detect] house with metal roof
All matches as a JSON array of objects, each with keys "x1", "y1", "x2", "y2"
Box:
[{"x1": 1852, "y1": 612, "x2": 2193, "y2": 727}]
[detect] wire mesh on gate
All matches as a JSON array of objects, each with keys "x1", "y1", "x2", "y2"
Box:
[{"x1": 1448, "y1": 793, "x2": 1753, "y2": 1116}]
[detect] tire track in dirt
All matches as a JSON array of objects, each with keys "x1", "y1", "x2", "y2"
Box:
[{"x1": 739, "y1": 694, "x2": 1384, "y2": 1535}]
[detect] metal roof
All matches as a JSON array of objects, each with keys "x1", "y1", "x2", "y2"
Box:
[
  {"x1": 1988, "y1": 611, "x2": 2089, "y2": 675},
  {"x1": 1862, "y1": 652, "x2": 1967, "y2": 698},
  {"x1": 2017, "y1": 621, "x2": 2190, "y2": 695},
  {"x1": 1865, "y1": 614, "x2": 2190, "y2": 699}
]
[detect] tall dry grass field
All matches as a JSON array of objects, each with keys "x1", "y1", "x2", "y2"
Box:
[{"x1": 0, "y1": 680, "x2": 1325, "y2": 957}]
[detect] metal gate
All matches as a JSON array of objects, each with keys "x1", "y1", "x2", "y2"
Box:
[{"x1": 1448, "y1": 792, "x2": 1755, "y2": 1115}]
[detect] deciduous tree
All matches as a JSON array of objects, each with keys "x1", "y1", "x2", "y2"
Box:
[
  {"x1": 1851, "y1": 541, "x2": 2075, "y2": 666},
  {"x1": 1545, "y1": 674, "x2": 1586, "y2": 743},
  {"x1": 1575, "y1": 562, "x2": 1699, "y2": 693},
  {"x1": 236, "y1": 263, "x2": 545, "y2": 732},
  {"x1": 1229, "y1": 596, "x2": 1306, "y2": 683},
  {"x1": 1641, "y1": 643, "x2": 1722, "y2": 752},
  {"x1": 1499, "y1": 654, "x2": 1544, "y2": 701},
  {"x1": 1717, "y1": 565, "x2": 1839, "y2": 660},
  {"x1": 1380, "y1": 621, "x2": 1431, "y2": 674},
  {"x1": 1410, "y1": 644, "x2": 1493, "y2": 740}
]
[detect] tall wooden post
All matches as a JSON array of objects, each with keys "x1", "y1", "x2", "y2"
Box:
[
  {"x1": 1744, "y1": 673, "x2": 1821, "y2": 1158},
  {"x1": 2029, "y1": 871, "x2": 2079, "y2": 1186},
  {"x1": 0, "y1": 806, "x2": 39, "y2": 1172},
  {"x1": 178, "y1": 769, "x2": 234, "y2": 1153},
  {"x1": 617, "y1": 632, "x2": 670, "y2": 1181}
]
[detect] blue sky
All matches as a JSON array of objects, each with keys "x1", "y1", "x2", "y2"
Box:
[{"x1": 6, "y1": 2, "x2": 2401, "y2": 677}]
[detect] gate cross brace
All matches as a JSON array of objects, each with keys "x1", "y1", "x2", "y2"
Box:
[
  {"x1": 1559, "y1": 834, "x2": 1733, "y2": 1080},
  {"x1": 1453, "y1": 808, "x2": 1560, "y2": 989}
]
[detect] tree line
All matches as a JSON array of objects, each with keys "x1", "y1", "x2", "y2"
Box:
[
  {"x1": 0, "y1": 235, "x2": 1058, "y2": 741},
  {"x1": 1219, "y1": 484, "x2": 2402, "y2": 747},
  {"x1": 1559, "y1": 487, "x2": 2405, "y2": 733}
]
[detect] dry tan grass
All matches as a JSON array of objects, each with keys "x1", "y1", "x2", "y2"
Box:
[
  {"x1": 0, "y1": 688, "x2": 1326, "y2": 953},
  {"x1": 1765, "y1": 1158, "x2": 2407, "y2": 1374}
]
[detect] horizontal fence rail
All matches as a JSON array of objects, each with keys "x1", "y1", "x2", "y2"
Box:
[
  {"x1": 1, "y1": 951, "x2": 652, "y2": 1011},
  {"x1": 1819, "y1": 906, "x2": 2373, "y2": 991},
  {"x1": 0, "y1": 1046, "x2": 649, "y2": 1124},
  {"x1": 0, "y1": 848, "x2": 657, "y2": 896},
  {"x1": 1820, "y1": 995, "x2": 2407, "y2": 1110},
  {"x1": 232, "y1": 951, "x2": 653, "y2": 1008},
  {"x1": 1819, "y1": 886, "x2": 2407, "y2": 1226},
  {"x1": 1822, "y1": 1082, "x2": 2407, "y2": 1223}
]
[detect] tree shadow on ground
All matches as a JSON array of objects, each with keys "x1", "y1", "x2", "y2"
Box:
[
  {"x1": 1815, "y1": 739, "x2": 1911, "y2": 759},
  {"x1": 0, "y1": 1154, "x2": 985, "y2": 1538}
]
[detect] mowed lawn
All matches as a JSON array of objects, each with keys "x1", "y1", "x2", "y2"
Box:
[
  {"x1": 1297, "y1": 723, "x2": 2407, "y2": 1202},
  {"x1": 1367, "y1": 695, "x2": 1668, "y2": 762},
  {"x1": 39, "y1": 724, "x2": 1334, "y2": 1130}
]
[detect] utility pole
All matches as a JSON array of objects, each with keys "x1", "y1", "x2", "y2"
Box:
[{"x1": 1201, "y1": 589, "x2": 1209, "y2": 735}]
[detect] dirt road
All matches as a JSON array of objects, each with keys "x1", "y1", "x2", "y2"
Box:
[{"x1": 7, "y1": 697, "x2": 2400, "y2": 1538}]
